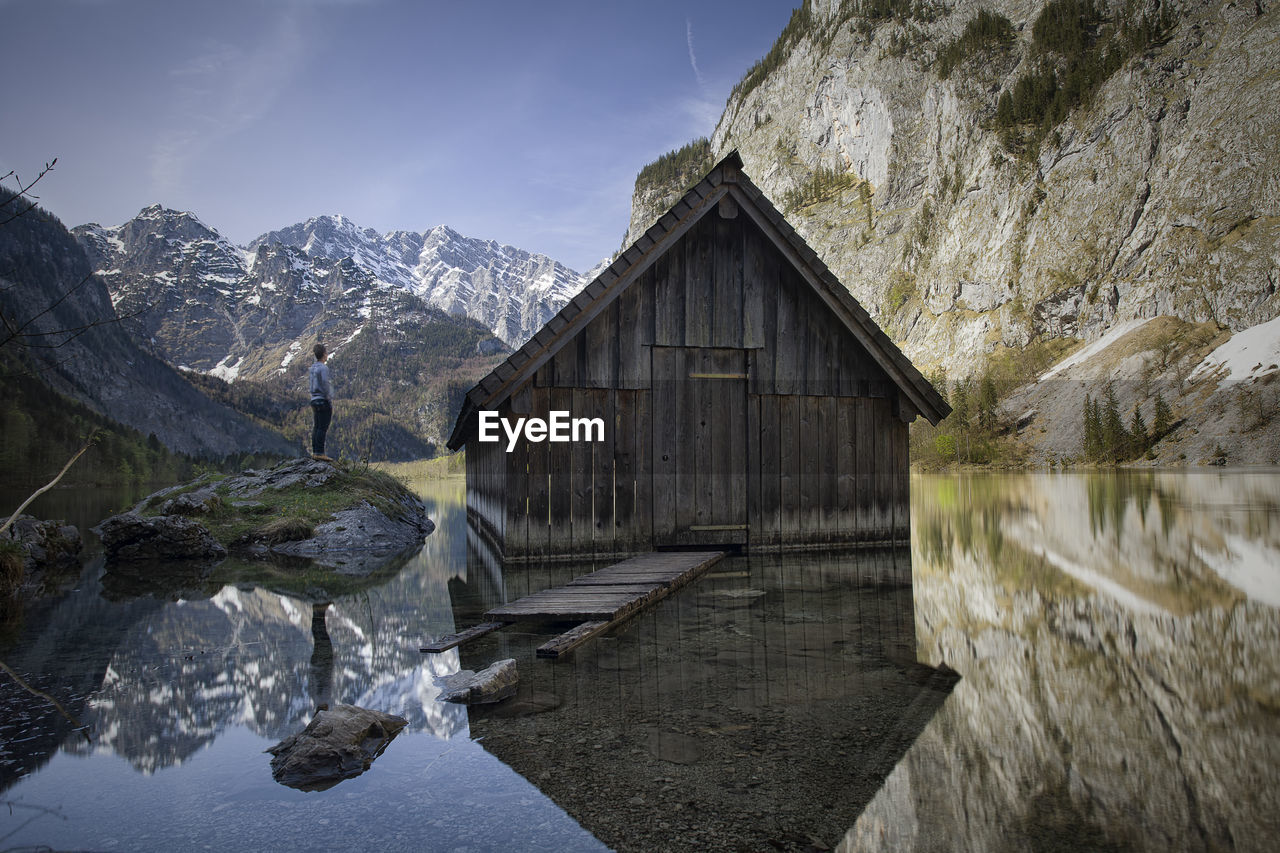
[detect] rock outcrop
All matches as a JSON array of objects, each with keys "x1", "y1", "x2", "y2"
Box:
[
  {"x1": 1, "y1": 515, "x2": 83, "y2": 595},
  {"x1": 266, "y1": 703, "x2": 408, "y2": 791},
  {"x1": 96, "y1": 458, "x2": 433, "y2": 573}
]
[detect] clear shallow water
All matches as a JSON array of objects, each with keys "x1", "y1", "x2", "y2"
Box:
[{"x1": 1, "y1": 471, "x2": 1278, "y2": 851}]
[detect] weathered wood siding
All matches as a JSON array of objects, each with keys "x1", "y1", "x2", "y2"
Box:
[{"x1": 468, "y1": 212, "x2": 911, "y2": 561}]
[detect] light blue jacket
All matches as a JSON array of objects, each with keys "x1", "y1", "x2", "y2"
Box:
[{"x1": 309, "y1": 361, "x2": 332, "y2": 403}]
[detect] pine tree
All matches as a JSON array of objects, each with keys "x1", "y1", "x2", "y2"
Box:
[
  {"x1": 1129, "y1": 405, "x2": 1149, "y2": 458},
  {"x1": 951, "y1": 379, "x2": 971, "y2": 432},
  {"x1": 1152, "y1": 393, "x2": 1172, "y2": 439},
  {"x1": 1082, "y1": 393, "x2": 1101, "y2": 461},
  {"x1": 978, "y1": 373, "x2": 998, "y2": 431},
  {"x1": 1101, "y1": 382, "x2": 1128, "y2": 462}
]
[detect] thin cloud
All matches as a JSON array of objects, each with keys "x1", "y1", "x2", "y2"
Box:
[
  {"x1": 149, "y1": 10, "x2": 308, "y2": 198},
  {"x1": 686, "y1": 18, "x2": 706, "y2": 90}
]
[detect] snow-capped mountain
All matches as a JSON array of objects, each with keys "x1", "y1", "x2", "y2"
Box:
[
  {"x1": 73, "y1": 206, "x2": 529, "y2": 456},
  {"x1": 251, "y1": 215, "x2": 584, "y2": 347}
]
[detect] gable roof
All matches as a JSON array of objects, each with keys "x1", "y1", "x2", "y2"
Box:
[{"x1": 447, "y1": 151, "x2": 950, "y2": 450}]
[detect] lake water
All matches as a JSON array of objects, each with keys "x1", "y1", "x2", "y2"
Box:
[{"x1": 1, "y1": 471, "x2": 1277, "y2": 851}]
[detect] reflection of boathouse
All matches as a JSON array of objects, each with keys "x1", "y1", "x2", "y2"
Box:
[
  {"x1": 455, "y1": 548, "x2": 957, "y2": 851},
  {"x1": 448, "y1": 153, "x2": 949, "y2": 561}
]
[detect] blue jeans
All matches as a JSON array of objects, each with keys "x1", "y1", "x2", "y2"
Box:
[{"x1": 311, "y1": 400, "x2": 332, "y2": 455}]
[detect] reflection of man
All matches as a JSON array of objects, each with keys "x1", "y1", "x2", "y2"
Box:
[
  {"x1": 309, "y1": 343, "x2": 334, "y2": 462},
  {"x1": 310, "y1": 602, "x2": 334, "y2": 711}
]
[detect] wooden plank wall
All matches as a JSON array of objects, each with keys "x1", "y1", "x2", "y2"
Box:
[
  {"x1": 466, "y1": 210, "x2": 912, "y2": 559},
  {"x1": 531, "y1": 215, "x2": 895, "y2": 397}
]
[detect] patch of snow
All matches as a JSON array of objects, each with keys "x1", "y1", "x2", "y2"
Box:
[
  {"x1": 279, "y1": 341, "x2": 301, "y2": 369},
  {"x1": 209, "y1": 354, "x2": 243, "y2": 382},
  {"x1": 336, "y1": 325, "x2": 363, "y2": 350},
  {"x1": 1040, "y1": 318, "x2": 1151, "y2": 380},
  {"x1": 1194, "y1": 536, "x2": 1280, "y2": 608},
  {"x1": 1188, "y1": 315, "x2": 1280, "y2": 386}
]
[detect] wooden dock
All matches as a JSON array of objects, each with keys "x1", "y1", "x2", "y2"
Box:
[{"x1": 422, "y1": 550, "x2": 727, "y2": 659}]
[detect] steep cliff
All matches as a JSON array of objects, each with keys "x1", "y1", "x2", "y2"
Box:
[
  {"x1": 0, "y1": 198, "x2": 293, "y2": 459},
  {"x1": 627, "y1": 0, "x2": 1279, "y2": 376}
]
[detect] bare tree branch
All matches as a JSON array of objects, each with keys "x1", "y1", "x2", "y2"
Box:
[
  {"x1": 0, "y1": 658, "x2": 91, "y2": 743},
  {"x1": 0, "y1": 158, "x2": 57, "y2": 227},
  {"x1": 0, "y1": 271, "x2": 150, "y2": 352},
  {"x1": 0, "y1": 432, "x2": 99, "y2": 538}
]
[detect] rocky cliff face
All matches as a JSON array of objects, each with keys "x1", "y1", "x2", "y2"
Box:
[{"x1": 627, "y1": 0, "x2": 1280, "y2": 376}]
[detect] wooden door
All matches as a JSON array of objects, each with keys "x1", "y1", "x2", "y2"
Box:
[{"x1": 652, "y1": 347, "x2": 748, "y2": 547}]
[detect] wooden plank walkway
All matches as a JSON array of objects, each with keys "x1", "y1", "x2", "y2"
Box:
[
  {"x1": 422, "y1": 550, "x2": 727, "y2": 660},
  {"x1": 486, "y1": 550, "x2": 726, "y2": 623}
]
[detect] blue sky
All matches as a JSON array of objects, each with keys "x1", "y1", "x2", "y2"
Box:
[{"x1": 3, "y1": 0, "x2": 796, "y2": 272}]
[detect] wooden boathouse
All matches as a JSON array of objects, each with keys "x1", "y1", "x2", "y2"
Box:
[{"x1": 447, "y1": 152, "x2": 949, "y2": 561}]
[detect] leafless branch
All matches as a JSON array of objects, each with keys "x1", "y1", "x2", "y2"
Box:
[
  {"x1": 0, "y1": 272, "x2": 150, "y2": 352},
  {"x1": 0, "y1": 431, "x2": 99, "y2": 538},
  {"x1": 0, "y1": 659, "x2": 91, "y2": 744},
  {"x1": 0, "y1": 158, "x2": 57, "y2": 227}
]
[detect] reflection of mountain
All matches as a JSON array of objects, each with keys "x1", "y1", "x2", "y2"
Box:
[
  {"x1": 1, "y1": 478, "x2": 481, "y2": 783},
  {"x1": 76, "y1": 541, "x2": 477, "y2": 772},
  {"x1": 454, "y1": 549, "x2": 956, "y2": 853},
  {"x1": 847, "y1": 473, "x2": 1280, "y2": 851}
]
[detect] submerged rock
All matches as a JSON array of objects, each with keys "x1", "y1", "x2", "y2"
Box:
[
  {"x1": 436, "y1": 659, "x2": 519, "y2": 704},
  {"x1": 266, "y1": 703, "x2": 408, "y2": 792}
]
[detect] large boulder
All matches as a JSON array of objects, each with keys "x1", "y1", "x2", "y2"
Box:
[
  {"x1": 94, "y1": 512, "x2": 227, "y2": 563},
  {"x1": 1, "y1": 515, "x2": 82, "y2": 573},
  {"x1": 1, "y1": 515, "x2": 82, "y2": 594},
  {"x1": 436, "y1": 659, "x2": 519, "y2": 704},
  {"x1": 266, "y1": 703, "x2": 408, "y2": 791},
  {"x1": 272, "y1": 500, "x2": 435, "y2": 573}
]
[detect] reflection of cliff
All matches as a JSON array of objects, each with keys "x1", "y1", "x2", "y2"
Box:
[
  {"x1": 464, "y1": 550, "x2": 956, "y2": 853},
  {"x1": 844, "y1": 473, "x2": 1280, "y2": 852},
  {"x1": 0, "y1": 557, "x2": 161, "y2": 791}
]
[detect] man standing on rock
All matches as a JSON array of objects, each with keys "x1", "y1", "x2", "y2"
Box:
[{"x1": 309, "y1": 343, "x2": 335, "y2": 463}]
